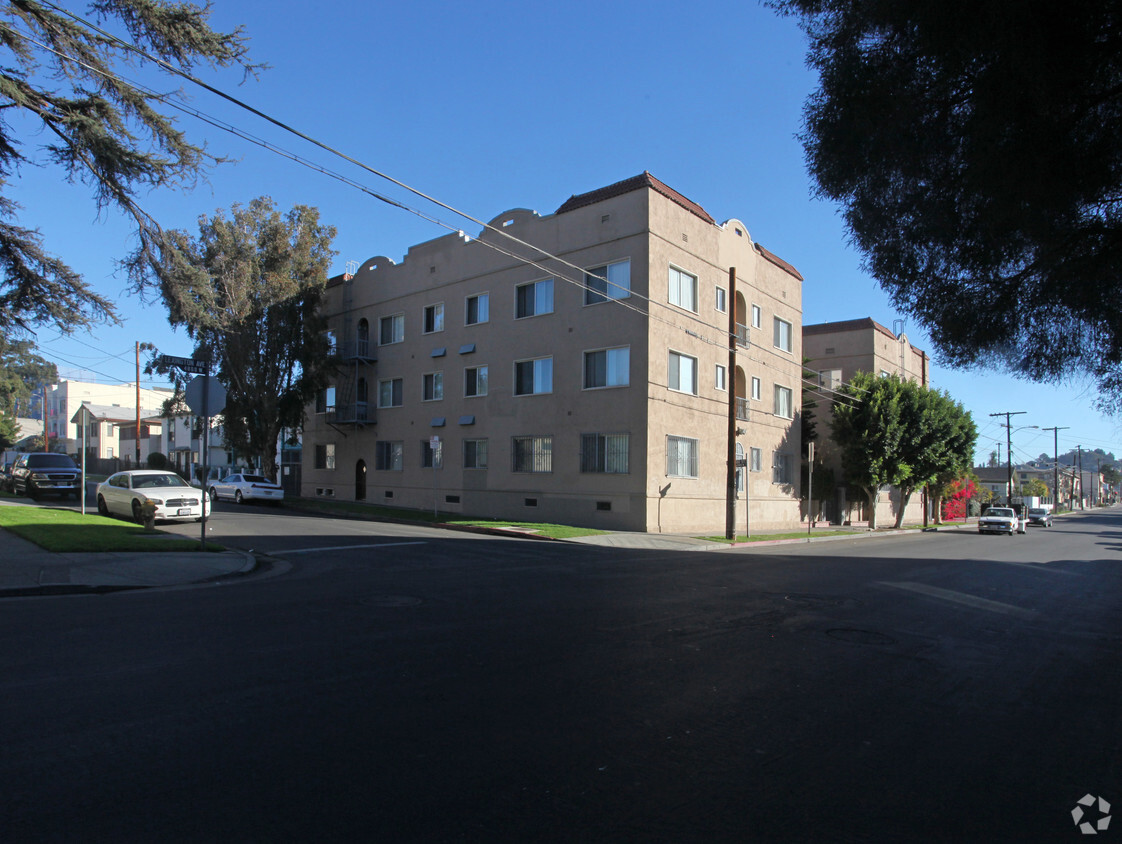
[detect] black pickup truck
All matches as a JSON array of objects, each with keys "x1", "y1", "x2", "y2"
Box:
[{"x1": 10, "y1": 452, "x2": 81, "y2": 500}]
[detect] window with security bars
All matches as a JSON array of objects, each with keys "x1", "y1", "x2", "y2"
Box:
[
  {"x1": 750, "y1": 447, "x2": 762, "y2": 472},
  {"x1": 580, "y1": 433, "x2": 629, "y2": 473},
  {"x1": 512, "y1": 436, "x2": 552, "y2": 473},
  {"x1": 666, "y1": 435, "x2": 699, "y2": 478}
]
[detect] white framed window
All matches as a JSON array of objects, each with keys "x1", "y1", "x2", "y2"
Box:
[
  {"x1": 464, "y1": 365, "x2": 488, "y2": 398},
  {"x1": 773, "y1": 452, "x2": 793, "y2": 485},
  {"x1": 514, "y1": 357, "x2": 553, "y2": 396},
  {"x1": 666, "y1": 435, "x2": 699, "y2": 478},
  {"x1": 465, "y1": 293, "x2": 489, "y2": 325},
  {"x1": 422, "y1": 371, "x2": 443, "y2": 402},
  {"x1": 669, "y1": 266, "x2": 698, "y2": 312},
  {"x1": 715, "y1": 286, "x2": 728, "y2": 313},
  {"x1": 750, "y1": 447, "x2": 762, "y2": 472},
  {"x1": 773, "y1": 317, "x2": 793, "y2": 353},
  {"x1": 715, "y1": 364, "x2": 727, "y2": 391},
  {"x1": 584, "y1": 259, "x2": 631, "y2": 305},
  {"x1": 379, "y1": 313, "x2": 404, "y2": 345},
  {"x1": 423, "y1": 303, "x2": 444, "y2": 334},
  {"x1": 513, "y1": 436, "x2": 552, "y2": 473},
  {"x1": 583, "y1": 346, "x2": 629, "y2": 389},
  {"x1": 516, "y1": 279, "x2": 554, "y2": 318},
  {"x1": 751, "y1": 376, "x2": 761, "y2": 401},
  {"x1": 581, "y1": 433, "x2": 629, "y2": 474},
  {"x1": 752, "y1": 304, "x2": 762, "y2": 329},
  {"x1": 668, "y1": 350, "x2": 698, "y2": 395},
  {"x1": 378, "y1": 378, "x2": 403, "y2": 408},
  {"x1": 464, "y1": 438, "x2": 488, "y2": 469},
  {"x1": 774, "y1": 385, "x2": 793, "y2": 418},
  {"x1": 375, "y1": 440, "x2": 403, "y2": 471}
]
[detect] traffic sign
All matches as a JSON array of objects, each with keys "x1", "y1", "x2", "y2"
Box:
[
  {"x1": 184, "y1": 375, "x2": 227, "y2": 416},
  {"x1": 159, "y1": 354, "x2": 209, "y2": 375}
]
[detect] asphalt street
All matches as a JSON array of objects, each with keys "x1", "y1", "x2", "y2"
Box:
[{"x1": 1, "y1": 506, "x2": 1119, "y2": 842}]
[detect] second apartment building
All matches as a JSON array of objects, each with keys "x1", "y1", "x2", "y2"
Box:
[{"x1": 303, "y1": 174, "x2": 805, "y2": 534}]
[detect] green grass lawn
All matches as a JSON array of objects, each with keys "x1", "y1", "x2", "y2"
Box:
[
  {"x1": 701, "y1": 529, "x2": 868, "y2": 543},
  {"x1": 447, "y1": 520, "x2": 608, "y2": 540},
  {"x1": 285, "y1": 498, "x2": 608, "y2": 539},
  {"x1": 0, "y1": 506, "x2": 221, "y2": 553}
]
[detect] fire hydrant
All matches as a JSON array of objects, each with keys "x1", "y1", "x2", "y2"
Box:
[{"x1": 141, "y1": 500, "x2": 157, "y2": 532}]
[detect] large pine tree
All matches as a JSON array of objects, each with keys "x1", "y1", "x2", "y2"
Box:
[{"x1": 0, "y1": 0, "x2": 260, "y2": 334}]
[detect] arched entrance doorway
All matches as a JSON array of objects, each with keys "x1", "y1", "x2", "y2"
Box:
[{"x1": 355, "y1": 459, "x2": 367, "y2": 501}]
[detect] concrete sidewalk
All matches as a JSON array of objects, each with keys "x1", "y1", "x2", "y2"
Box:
[{"x1": 0, "y1": 529, "x2": 255, "y2": 596}]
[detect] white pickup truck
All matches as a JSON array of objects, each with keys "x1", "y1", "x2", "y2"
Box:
[{"x1": 978, "y1": 506, "x2": 1027, "y2": 535}]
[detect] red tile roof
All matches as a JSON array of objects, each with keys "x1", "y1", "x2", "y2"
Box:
[
  {"x1": 753, "y1": 243, "x2": 804, "y2": 281},
  {"x1": 555, "y1": 172, "x2": 716, "y2": 224}
]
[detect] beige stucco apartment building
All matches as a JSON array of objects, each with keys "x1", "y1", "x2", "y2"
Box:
[
  {"x1": 803, "y1": 318, "x2": 931, "y2": 525},
  {"x1": 303, "y1": 174, "x2": 804, "y2": 533}
]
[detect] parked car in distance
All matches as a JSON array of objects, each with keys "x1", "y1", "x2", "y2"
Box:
[
  {"x1": 208, "y1": 473, "x2": 284, "y2": 505},
  {"x1": 1026, "y1": 507, "x2": 1053, "y2": 527},
  {"x1": 96, "y1": 469, "x2": 209, "y2": 523},
  {"x1": 10, "y1": 452, "x2": 81, "y2": 500},
  {"x1": 978, "y1": 506, "x2": 1026, "y2": 535}
]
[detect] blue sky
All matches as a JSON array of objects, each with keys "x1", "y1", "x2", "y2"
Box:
[{"x1": 14, "y1": 0, "x2": 1117, "y2": 466}]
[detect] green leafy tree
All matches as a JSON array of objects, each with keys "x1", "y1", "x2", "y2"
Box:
[
  {"x1": 896, "y1": 385, "x2": 976, "y2": 528},
  {"x1": 830, "y1": 372, "x2": 911, "y2": 529},
  {"x1": 1020, "y1": 477, "x2": 1049, "y2": 498},
  {"x1": 0, "y1": 0, "x2": 260, "y2": 335},
  {"x1": 0, "y1": 408, "x2": 18, "y2": 449},
  {"x1": 0, "y1": 335, "x2": 57, "y2": 416},
  {"x1": 154, "y1": 198, "x2": 336, "y2": 481},
  {"x1": 769, "y1": 0, "x2": 1122, "y2": 406}
]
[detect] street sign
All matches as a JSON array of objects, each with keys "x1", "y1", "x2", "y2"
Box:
[
  {"x1": 184, "y1": 375, "x2": 227, "y2": 416},
  {"x1": 159, "y1": 354, "x2": 209, "y2": 375}
]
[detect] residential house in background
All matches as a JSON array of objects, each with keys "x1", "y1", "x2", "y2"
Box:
[
  {"x1": 803, "y1": 318, "x2": 931, "y2": 525},
  {"x1": 303, "y1": 173, "x2": 805, "y2": 533},
  {"x1": 45, "y1": 379, "x2": 172, "y2": 461}
]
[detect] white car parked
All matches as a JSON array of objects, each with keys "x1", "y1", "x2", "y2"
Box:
[
  {"x1": 978, "y1": 506, "x2": 1026, "y2": 535},
  {"x1": 96, "y1": 470, "x2": 209, "y2": 523},
  {"x1": 208, "y1": 473, "x2": 285, "y2": 505}
]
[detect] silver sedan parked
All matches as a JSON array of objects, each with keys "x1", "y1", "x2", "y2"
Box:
[
  {"x1": 208, "y1": 473, "x2": 284, "y2": 505},
  {"x1": 97, "y1": 470, "x2": 209, "y2": 523}
]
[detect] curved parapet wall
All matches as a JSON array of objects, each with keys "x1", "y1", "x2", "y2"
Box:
[
  {"x1": 482, "y1": 208, "x2": 540, "y2": 237},
  {"x1": 720, "y1": 218, "x2": 753, "y2": 243},
  {"x1": 357, "y1": 256, "x2": 396, "y2": 276}
]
